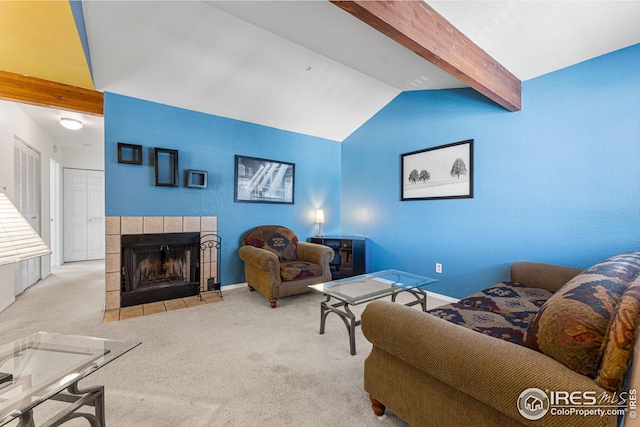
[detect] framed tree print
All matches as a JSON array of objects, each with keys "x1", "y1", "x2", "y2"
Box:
[{"x1": 401, "y1": 139, "x2": 473, "y2": 201}]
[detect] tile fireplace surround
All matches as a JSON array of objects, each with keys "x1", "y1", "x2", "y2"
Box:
[{"x1": 105, "y1": 216, "x2": 218, "y2": 310}]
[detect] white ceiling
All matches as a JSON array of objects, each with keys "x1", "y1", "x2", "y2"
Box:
[
  {"x1": 18, "y1": 1, "x2": 640, "y2": 149},
  {"x1": 16, "y1": 103, "x2": 104, "y2": 153}
]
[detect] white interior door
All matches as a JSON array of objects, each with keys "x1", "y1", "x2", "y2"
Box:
[
  {"x1": 86, "y1": 170, "x2": 105, "y2": 260},
  {"x1": 64, "y1": 169, "x2": 105, "y2": 262},
  {"x1": 49, "y1": 159, "x2": 61, "y2": 267}
]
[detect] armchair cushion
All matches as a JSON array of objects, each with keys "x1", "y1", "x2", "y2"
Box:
[
  {"x1": 280, "y1": 260, "x2": 323, "y2": 281},
  {"x1": 243, "y1": 225, "x2": 298, "y2": 261},
  {"x1": 524, "y1": 252, "x2": 639, "y2": 380}
]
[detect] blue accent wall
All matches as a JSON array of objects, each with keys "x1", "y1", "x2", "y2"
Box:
[
  {"x1": 104, "y1": 93, "x2": 341, "y2": 286},
  {"x1": 341, "y1": 44, "x2": 640, "y2": 298}
]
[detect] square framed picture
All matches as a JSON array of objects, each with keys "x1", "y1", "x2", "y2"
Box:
[
  {"x1": 401, "y1": 139, "x2": 473, "y2": 201},
  {"x1": 234, "y1": 155, "x2": 295, "y2": 204},
  {"x1": 186, "y1": 169, "x2": 208, "y2": 189}
]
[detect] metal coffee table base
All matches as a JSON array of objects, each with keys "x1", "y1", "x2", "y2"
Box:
[
  {"x1": 17, "y1": 382, "x2": 105, "y2": 427},
  {"x1": 319, "y1": 296, "x2": 361, "y2": 355},
  {"x1": 319, "y1": 290, "x2": 427, "y2": 355}
]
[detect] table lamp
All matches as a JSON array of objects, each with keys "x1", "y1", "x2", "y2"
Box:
[{"x1": 315, "y1": 209, "x2": 325, "y2": 237}]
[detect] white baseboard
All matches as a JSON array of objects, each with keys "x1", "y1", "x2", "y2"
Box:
[
  {"x1": 222, "y1": 282, "x2": 249, "y2": 291},
  {"x1": 221, "y1": 283, "x2": 458, "y2": 306},
  {"x1": 424, "y1": 291, "x2": 458, "y2": 310},
  {"x1": 0, "y1": 297, "x2": 16, "y2": 313}
]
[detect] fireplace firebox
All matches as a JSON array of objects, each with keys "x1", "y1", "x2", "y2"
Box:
[{"x1": 120, "y1": 232, "x2": 200, "y2": 307}]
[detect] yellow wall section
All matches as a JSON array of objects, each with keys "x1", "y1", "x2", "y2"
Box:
[{"x1": 0, "y1": 1, "x2": 94, "y2": 89}]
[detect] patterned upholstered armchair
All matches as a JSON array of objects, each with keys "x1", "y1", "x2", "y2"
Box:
[{"x1": 238, "y1": 225, "x2": 334, "y2": 308}]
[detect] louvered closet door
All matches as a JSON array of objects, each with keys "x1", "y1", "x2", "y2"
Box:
[{"x1": 14, "y1": 137, "x2": 42, "y2": 295}]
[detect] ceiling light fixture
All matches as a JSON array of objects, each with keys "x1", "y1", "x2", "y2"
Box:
[{"x1": 60, "y1": 118, "x2": 83, "y2": 130}]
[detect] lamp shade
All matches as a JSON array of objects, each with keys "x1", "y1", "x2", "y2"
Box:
[
  {"x1": 0, "y1": 193, "x2": 51, "y2": 267},
  {"x1": 315, "y1": 209, "x2": 325, "y2": 224}
]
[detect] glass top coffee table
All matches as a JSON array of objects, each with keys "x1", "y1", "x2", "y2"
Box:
[
  {"x1": 309, "y1": 269, "x2": 438, "y2": 355},
  {"x1": 0, "y1": 332, "x2": 140, "y2": 427}
]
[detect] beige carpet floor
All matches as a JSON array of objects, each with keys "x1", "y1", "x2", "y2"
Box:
[{"x1": 0, "y1": 261, "x2": 410, "y2": 426}]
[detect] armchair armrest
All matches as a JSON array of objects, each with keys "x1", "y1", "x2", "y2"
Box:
[
  {"x1": 510, "y1": 261, "x2": 583, "y2": 293},
  {"x1": 362, "y1": 301, "x2": 614, "y2": 427},
  {"x1": 296, "y1": 242, "x2": 334, "y2": 266},
  {"x1": 238, "y1": 245, "x2": 279, "y2": 272}
]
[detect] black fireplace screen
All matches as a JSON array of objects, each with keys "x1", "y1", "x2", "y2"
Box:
[
  {"x1": 121, "y1": 232, "x2": 200, "y2": 306},
  {"x1": 122, "y1": 244, "x2": 194, "y2": 292}
]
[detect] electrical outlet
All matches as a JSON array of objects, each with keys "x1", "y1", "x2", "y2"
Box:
[{"x1": 435, "y1": 263, "x2": 442, "y2": 274}]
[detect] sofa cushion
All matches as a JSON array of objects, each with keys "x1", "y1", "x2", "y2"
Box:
[
  {"x1": 244, "y1": 226, "x2": 298, "y2": 261},
  {"x1": 458, "y1": 282, "x2": 553, "y2": 322},
  {"x1": 524, "y1": 252, "x2": 640, "y2": 379},
  {"x1": 280, "y1": 260, "x2": 323, "y2": 282},
  {"x1": 428, "y1": 303, "x2": 529, "y2": 344},
  {"x1": 595, "y1": 256, "x2": 640, "y2": 391}
]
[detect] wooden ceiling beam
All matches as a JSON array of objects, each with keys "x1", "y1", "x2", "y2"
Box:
[
  {"x1": 331, "y1": 1, "x2": 522, "y2": 111},
  {"x1": 0, "y1": 70, "x2": 103, "y2": 116}
]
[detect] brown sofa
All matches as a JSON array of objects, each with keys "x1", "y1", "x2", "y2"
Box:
[
  {"x1": 238, "y1": 225, "x2": 334, "y2": 308},
  {"x1": 361, "y1": 253, "x2": 640, "y2": 427}
]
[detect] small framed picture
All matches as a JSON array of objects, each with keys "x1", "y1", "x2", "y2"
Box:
[
  {"x1": 234, "y1": 155, "x2": 294, "y2": 204},
  {"x1": 154, "y1": 148, "x2": 179, "y2": 187},
  {"x1": 117, "y1": 142, "x2": 142, "y2": 165},
  {"x1": 186, "y1": 170, "x2": 208, "y2": 189},
  {"x1": 401, "y1": 139, "x2": 473, "y2": 201}
]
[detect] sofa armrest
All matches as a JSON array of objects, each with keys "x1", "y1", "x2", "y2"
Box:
[
  {"x1": 296, "y1": 242, "x2": 334, "y2": 267},
  {"x1": 510, "y1": 261, "x2": 583, "y2": 293},
  {"x1": 362, "y1": 301, "x2": 613, "y2": 427},
  {"x1": 238, "y1": 245, "x2": 279, "y2": 272}
]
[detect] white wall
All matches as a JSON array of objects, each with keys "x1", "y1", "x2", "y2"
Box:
[
  {"x1": 63, "y1": 146, "x2": 104, "y2": 171},
  {"x1": 0, "y1": 100, "x2": 63, "y2": 312}
]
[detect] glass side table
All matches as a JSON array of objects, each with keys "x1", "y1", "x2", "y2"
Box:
[{"x1": 309, "y1": 269, "x2": 438, "y2": 355}]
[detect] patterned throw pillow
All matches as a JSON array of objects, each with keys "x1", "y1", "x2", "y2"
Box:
[
  {"x1": 595, "y1": 265, "x2": 640, "y2": 391},
  {"x1": 244, "y1": 226, "x2": 298, "y2": 261},
  {"x1": 524, "y1": 252, "x2": 640, "y2": 380}
]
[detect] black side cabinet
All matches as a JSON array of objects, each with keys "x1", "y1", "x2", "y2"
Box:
[{"x1": 308, "y1": 236, "x2": 366, "y2": 280}]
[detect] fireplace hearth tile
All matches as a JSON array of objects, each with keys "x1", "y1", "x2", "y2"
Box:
[
  {"x1": 105, "y1": 291, "x2": 120, "y2": 310},
  {"x1": 183, "y1": 217, "x2": 201, "y2": 232},
  {"x1": 143, "y1": 216, "x2": 164, "y2": 234},
  {"x1": 103, "y1": 309, "x2": 120, "y2": 323},
  {"x1": 105, "y1": 235, "x2": 120, "y2": 254},
  {"x1": 121, "y1": 216, "x2": 143, "y2": 235},
  {"x1": 201, "y1": 216, "x2": 217, "y2": 232},
  {"x1": 105, "y1": 253, "x2": 120, "y2": 273},
  {"x1": 164, "y1": 216, "x2": 183, "y2": 233},
  {"x1": 183, "y1": 296, "x2": 206, "y2": 307},
  {"x1": 106, "y1": 217, "x2": 121, "y2": 235},
  {"x1": 120, "y1": 305, "x2": 143, "y2": 320},
  {"x1": 143, "y1": 302, "x2": 166, "y2": 316},
  {"x1": 164, "y1": 298, "x2": 187, "y2": 311},
  {"x1": 106, "y1": 272, "x2": 120, "y2": 292},
  {"x1": 106, "y1": 215, "x2": 217, "y2": 310}
]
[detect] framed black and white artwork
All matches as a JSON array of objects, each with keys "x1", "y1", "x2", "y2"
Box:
[
  {"x1": 401, "y1": 139, "x2": 473, "y2": 201},
  {"x1": 234, "y1": 155, "x2": 295, "y2": 204}
]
